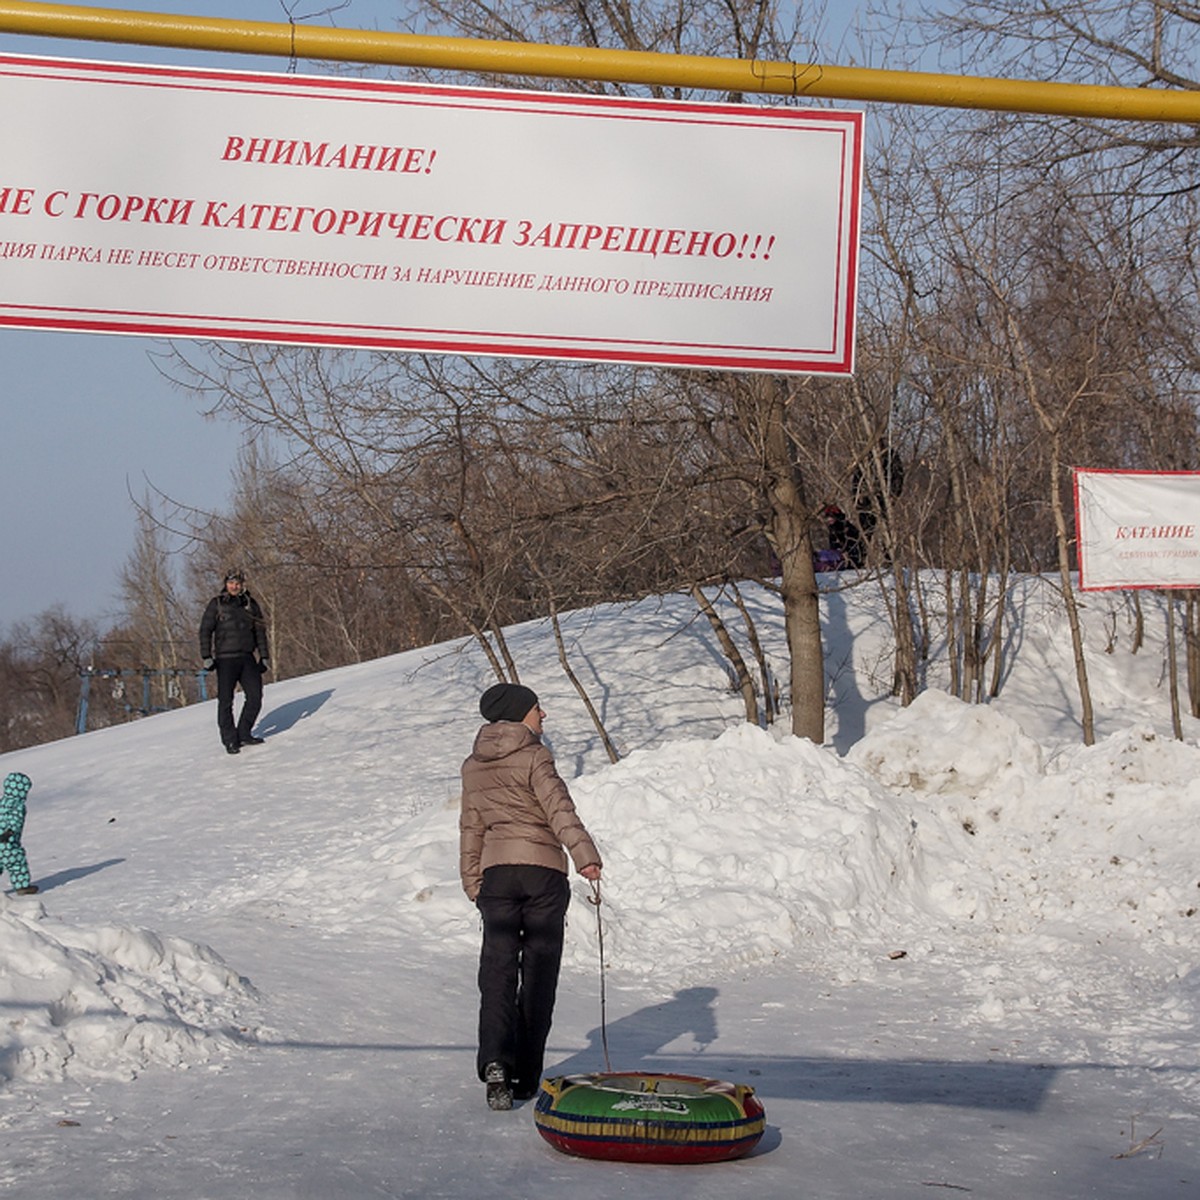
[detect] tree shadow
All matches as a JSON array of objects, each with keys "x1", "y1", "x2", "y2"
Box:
[
  {"x1": 824, "y1": 586, "x2": 869, "y2": 751},
  {"x1": 255, "y1": 689, "x2": 334, "y2": 737},
  {"x1": 30, "y1": 858, "x2": 125, "y2": 892}
]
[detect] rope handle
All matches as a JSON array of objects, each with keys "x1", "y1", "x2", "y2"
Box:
[{"x1": 587, "y1": 877, "x2": 611, "y2": 1071}]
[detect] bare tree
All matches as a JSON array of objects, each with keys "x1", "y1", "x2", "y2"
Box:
[
  {"x1": 0, "y1": 608, "x2": 106, "y2": 749},
  {"x1": 115, "y1": 503, "x2": 190, "y2": 708}
]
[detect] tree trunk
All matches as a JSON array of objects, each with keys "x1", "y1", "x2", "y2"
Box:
[
  {"x1": 691, "y1": 583, "x2": 760, "y2": 725},
  {"x1": 888, "y1": 566, "x2": 918, "y2": 704},
  {"x1": 945, "y1": 567, "x2": 960, "y2": 699},
  {"x1": 987, "y1": 546, "x2": 1012, "y2": 700},
  {"x1": 730, "y1": 580, "x2": 776, "y2": 724},
  {"x1": 756, "y1": 380, "x2": 824, "y2": 742},
  {"x1": 1167, "y1": 591, "x2": 1183, "y2": 740},
  {"x1": 1052, "y1": 449, "x2": 1094, "y2": 745},
  {"x1": 1185, "y1": 592, "x2": 1200, "y2": 718},
  {"x1": 549, "y1": 605, "x2": 620, "y2": 763}
]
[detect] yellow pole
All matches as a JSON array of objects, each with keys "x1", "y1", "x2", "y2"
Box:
[{"x1": 2, "y1": 1, "x2": 1200, "y2": 123}]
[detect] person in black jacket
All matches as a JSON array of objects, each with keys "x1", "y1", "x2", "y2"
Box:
[
  {"x1": 198, "y1": 568, "x2": 270, "y2": 755},
  {"x1": 851, "y1": 441, "x2": 905, "y2": 565},
  {"x1": 822, "y1": 504, "x2": 865, "y2": 569}
]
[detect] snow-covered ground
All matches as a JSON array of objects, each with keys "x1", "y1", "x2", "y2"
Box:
[{"x1": 1, "y1": 575, "x2": 1197, "y2": 1198}]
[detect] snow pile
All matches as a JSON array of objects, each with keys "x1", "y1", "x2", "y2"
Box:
[
  {"x1": 231, "y1": 722, "x2": 936, "y2": 979},
  {"x1": 222, "y1": 681, "x2": 1200, "y2": 1020},
  {"x1": 0, "y1": 898, "x2": 260, "y2": 1084},
  {"x1": 848, "y1": 687, "x2": 1044, "y2": 799},
  {"x1": 850, "y1": 693, "x2": 1200, "y2": 955},
  {"x1": 570, "y1": 724, "x2": 927, "y2": 978},
  {"x1": 848, "y1": 692, "x2": 1200, "y2": 1044}
]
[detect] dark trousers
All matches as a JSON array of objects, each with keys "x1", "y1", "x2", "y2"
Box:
[
  {"x1": 215, "y1": 654, "x2": 263, "y2": 747},
  {"x1": 475, "y1": 864, "x2": 570, "y2": 1091}
]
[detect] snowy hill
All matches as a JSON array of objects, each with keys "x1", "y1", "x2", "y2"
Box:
[{"x1": 1, "y1": 577, "x2": 1197, "y2": 1198}]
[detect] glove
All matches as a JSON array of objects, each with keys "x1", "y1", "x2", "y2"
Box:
[
  {"x1": 258, "y1": 659, "x2": 269, "y2": 674},
  {"x1": 0, "y1": 830, "x2": 12, "y2": 844},
  {"x1": 203, "y1": 658, "x2": 215, "y2": 671}
]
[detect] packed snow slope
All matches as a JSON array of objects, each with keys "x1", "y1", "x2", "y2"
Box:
[{"x1": 1, "y1": 574, "x2": 1198, "y2": 1198}]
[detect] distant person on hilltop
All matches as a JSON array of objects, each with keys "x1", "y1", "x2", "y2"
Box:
[
  {"x1": 198, "y1": 567, "x2": 270, "y2": 756},
  {"x1": 852, "y1": 440, "x2": 905, "y2": 565},
  {"x1": 460, "y1": 682, "x2": 603, "y2": 1111},
  {"x1": 0, "y1": 771, "x2": 38, "y2": 895},
  {"x1": 821, "y1": 504, "x2": 865, "y2": 569}
]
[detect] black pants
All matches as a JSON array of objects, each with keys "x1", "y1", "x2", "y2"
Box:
[
  {"x1": 214, "y1": 654, "x2": 263, "y2": 747},
  {"x1": 475, "y1": 864, "x2": 570, "y2": 1091}
]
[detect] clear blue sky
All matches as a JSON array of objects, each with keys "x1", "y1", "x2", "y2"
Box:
[
  {"x1": 0, "y1": 0, "x2": 405, "y2": 630},
  {"x1": 0, "y1": 0, "x2": 871, "y2": 630}
]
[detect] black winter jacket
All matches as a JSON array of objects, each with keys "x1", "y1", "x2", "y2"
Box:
[{"x1": 198, "y1": 591, "x2": 269, "y2": 661}]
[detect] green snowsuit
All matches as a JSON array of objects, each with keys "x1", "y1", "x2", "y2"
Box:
[{"x1": 0, "y1": 772, "x2": 33, "y2": 891}]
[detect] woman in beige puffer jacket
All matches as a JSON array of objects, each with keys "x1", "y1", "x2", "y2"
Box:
[{"x1": 460, "y1": 682, "x2": 602, "y2": 1110}]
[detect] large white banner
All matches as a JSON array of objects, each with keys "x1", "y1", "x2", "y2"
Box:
[
  {"x1": 0, "y1": 53, "x2": 863, "y2": 373},
  {"x1": 1074, "y1": 468, "x2": 1200, "y2": 590}
]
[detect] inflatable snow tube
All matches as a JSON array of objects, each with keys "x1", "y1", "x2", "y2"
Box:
[{"x1": 533, "y1": 1071, "x2": 765, "y2": 1164}]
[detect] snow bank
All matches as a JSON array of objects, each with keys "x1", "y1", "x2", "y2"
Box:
[
  {"x1": 851, "y1": 693, "x2": 1200, "y2": 953},
  {"x1": 259, "y1": 717, "x2": 958, "y2": 980},
  {"x1": 231, "y1": 684, "x2": 1200, "y2": 1022},
  {"x1": 0, "y1": 898, "x2": 260, "y2": 1084},
  {"x1": 570, "y1": 723, "x2": 926, "y2": 978}
]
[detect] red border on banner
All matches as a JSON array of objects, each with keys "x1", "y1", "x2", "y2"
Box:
[
  {"x1": 0, "y1": 53, "x2": 863, "y2": 374},
  {"x1": 1074, "y1": 467, "x2": 1200, "y2": 591}
]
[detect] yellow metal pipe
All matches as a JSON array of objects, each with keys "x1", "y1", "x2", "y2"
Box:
[{"x1": 2, "y1": 0, "x2": 1200, "y2": 123}]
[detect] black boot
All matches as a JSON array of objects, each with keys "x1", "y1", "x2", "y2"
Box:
[{"x1": 484, "y1": 1062, "x2": 512, "y2": 1111}]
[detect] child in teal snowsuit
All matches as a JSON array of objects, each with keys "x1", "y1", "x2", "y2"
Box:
[{"x1": 0, "y1": 771, "x2": 37, "y2": 895}]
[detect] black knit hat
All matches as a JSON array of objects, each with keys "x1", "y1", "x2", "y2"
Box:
[{"x1": 479, "y1": 683, "x2": 539, "y2": 724}]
